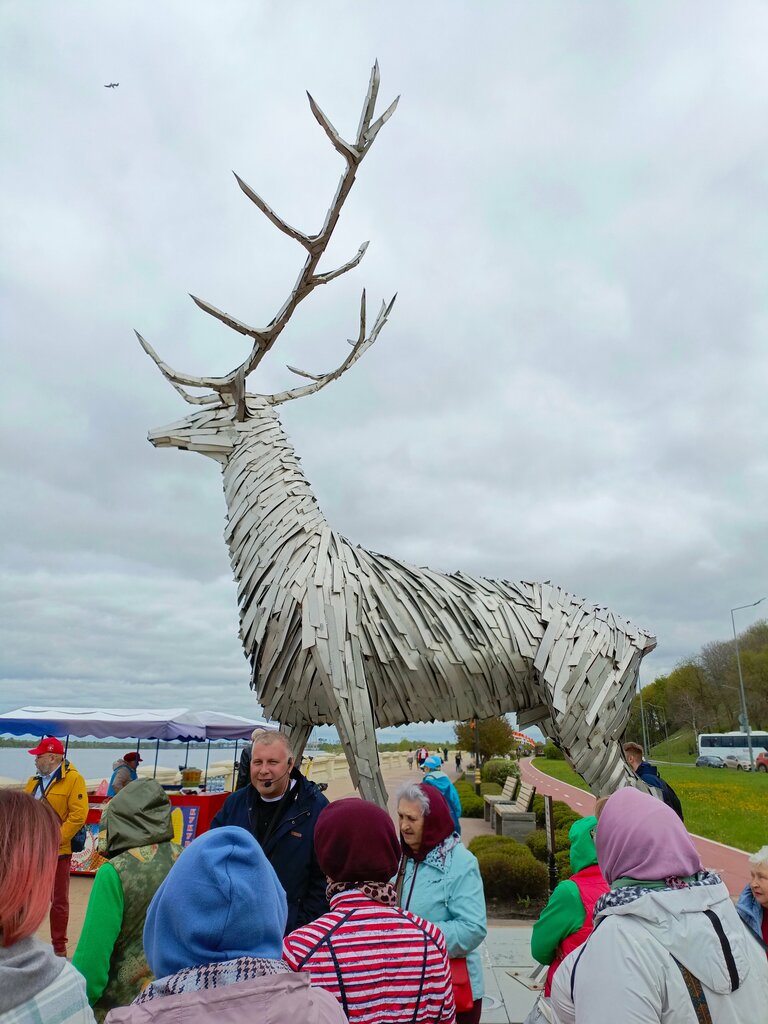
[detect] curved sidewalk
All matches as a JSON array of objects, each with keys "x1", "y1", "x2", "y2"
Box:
[{"x1": 520, "y1": 758, "x2": 751, "y2": 897}]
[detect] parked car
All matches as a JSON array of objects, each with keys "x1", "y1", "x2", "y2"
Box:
[
  {"x1": 724, "y1": 754, "x2": 752, "y2": 771},
  {"x1": 756, "y1": 751, "x2": 768, "y2": 773},
  {"x1": 695, "y1": 755, "x2": 727, "y2": 769}
]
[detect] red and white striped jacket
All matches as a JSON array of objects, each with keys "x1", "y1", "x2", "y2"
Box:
[{"x1": 282, "y1": 890, "x2": 456, "y2": 1024}]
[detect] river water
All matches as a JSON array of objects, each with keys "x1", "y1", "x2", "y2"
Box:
[{"x1": 0, "y1": 743, "x2": 241, "y2": 783}]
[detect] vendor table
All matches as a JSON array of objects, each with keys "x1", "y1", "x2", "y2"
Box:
[{"x1": 71, "y1": 790, "x2": 229, "y2": 875}]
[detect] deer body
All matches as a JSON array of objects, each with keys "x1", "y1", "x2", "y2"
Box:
[
  {"x1": 140, "y1": 67, "x2": 656, "y2": 803},
  {"x1": 151, "y1": 398, "x2": 655, "y2": 802}
]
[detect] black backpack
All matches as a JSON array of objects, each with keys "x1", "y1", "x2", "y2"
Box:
[
  {"x1": 639, "y1": 763, "x2": 684, "y2": 821},
  {"x1": 657, "y1": 776, "x2": 684, "y2": 821}
]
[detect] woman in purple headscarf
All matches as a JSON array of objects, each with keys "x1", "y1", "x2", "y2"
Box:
[{"x1": 550, "y1": 787, "x2": 768, "y2": 1024}]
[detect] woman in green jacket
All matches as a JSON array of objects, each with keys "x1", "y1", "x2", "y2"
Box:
[{"x1": 73, "y1": 780, "x2": 181, "y2": 1020}]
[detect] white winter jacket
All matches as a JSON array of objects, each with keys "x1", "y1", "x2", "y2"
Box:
[{"x1": 550, "y1": 879, "x2": 768, "y2": 1024}]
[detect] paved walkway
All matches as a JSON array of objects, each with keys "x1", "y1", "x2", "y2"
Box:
[{"x1": 520, "y1": 758, "x2": 751, "y2": 897}]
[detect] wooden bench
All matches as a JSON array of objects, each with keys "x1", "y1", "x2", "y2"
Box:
[
  {"x1": 483, "y1": 775, "x2": 518, "y2": 823},
  {"x1": 494, "y1": 781, "x2": 536, "y2": 840}
]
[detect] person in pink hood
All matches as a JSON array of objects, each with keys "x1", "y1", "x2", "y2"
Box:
[
  {"x1": 104, "y1": 827, "x2": 345, "y2": 1024},
  {"x1": 550, "y1": 787, "x2": 768, "y2": 1024}
]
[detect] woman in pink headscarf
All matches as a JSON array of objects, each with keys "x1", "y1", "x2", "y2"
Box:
[{"x1": 550, "y1": 788, "x2": 768, "y2": 1024}]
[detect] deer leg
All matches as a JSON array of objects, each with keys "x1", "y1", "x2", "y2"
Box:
[
  {"x1": 282, "y1": 720, "x2": 314, "y2": 765},
  {"x1": 310, "y1": 642, "x2": 388, "y2": 808}
]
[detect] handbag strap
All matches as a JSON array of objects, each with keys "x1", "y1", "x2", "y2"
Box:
[
  {"x1": 671, "y1": 958, "x2": 713, "y2": 1024},
  {"x1": 394, "y1": 856, "x2": 408, "y2": 905}
]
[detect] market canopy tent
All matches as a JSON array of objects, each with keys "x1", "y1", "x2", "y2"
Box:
[
  {"x1": 0, "y1": 706, "x2": 271, "y2": 741},
  {"x1": 0, "y1": 705, "x2": 275, "y2": 787}
]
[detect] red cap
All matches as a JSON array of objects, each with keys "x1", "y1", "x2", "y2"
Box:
[
  {"x1": 123, "y1": 751, "x2": 143, "y2": 763},
  {"x1": 28, "y1": 737, "x2": 65, "y2": 756}
]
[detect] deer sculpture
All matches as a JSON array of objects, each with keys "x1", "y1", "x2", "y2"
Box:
[{"x1": 139, "y1": 65, "x2": 656, "y2": 805}]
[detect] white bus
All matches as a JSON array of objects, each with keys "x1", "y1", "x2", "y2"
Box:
[{"x1": 697, "y1": 731, "x2": 768, "y2": 760}]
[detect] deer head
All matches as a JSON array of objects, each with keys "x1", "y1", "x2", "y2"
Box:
[{"x1": 139, "y1": 64, "x2": 398, "y2": 459}]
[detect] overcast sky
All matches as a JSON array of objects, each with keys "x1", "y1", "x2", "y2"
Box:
[{"x1": 1, "y1": 2, "x2": 767, "y2": 740}]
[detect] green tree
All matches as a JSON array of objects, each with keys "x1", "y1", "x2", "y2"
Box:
[{"x1": 454, "y1": 717, "x2": 515, "y2": 763}]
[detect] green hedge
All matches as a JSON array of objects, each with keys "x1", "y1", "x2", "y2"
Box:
[
  {"x1": 524, "y1": 830, "x2": 548, "y2": 861},
  {"x1": 468, "y1": 835, "x2": 532, "y2": 859},
  {"x1": 476, "y1": 851, "x2": 549, "y2": 900},
  {"x1": 455, "y1": 780, "x2": 485, "y2": 818},
  {"x1": 525, "y1": 826, "x2": 573, "y2": 862},
  {"x1": 481, "y1": 758, "x2": 520, "y2": 786},
  {"x1": 531, "y1": 795, "x2": 581, "y2": 832},
  {"x1": 541, "y1": 742, "x2": 565, "y2": 760}
]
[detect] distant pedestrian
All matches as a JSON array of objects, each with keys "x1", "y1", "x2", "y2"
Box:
[
  {"x1": 73, "y1": 780, "x2": 182, "y2": 1021},
  {"x1": 443, "y1": 747, "x2": 449, "y2": 762},
  {"x1": 455, "y1": 752, "x2": 462, "y2": 772},
  {"x1": 422, "y1": 755, "x2": 462, "y2": 833},
  {"x1": 623, "y1": 742, "x2": 683, "y2": 820},
  {"x1": 736, "y1": 845, "x2": 768, "y2": 958},
  {"x1": 106, "y1": 752, "x2": 142, "y2": 797},
  {"x1": 24, "y1": 736, "x2": 87, "y2": 958},
  {"x1": 416, "y1": 746, "x2": 429, "y2": 768},
  {"x1": 283, "y1": 798, "x2": 456, "y2": 1024},
  {"x1": 407, "y1": 752, "x2": 414, "y2": 770}
]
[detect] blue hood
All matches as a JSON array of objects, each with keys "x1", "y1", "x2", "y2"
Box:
[{"x1": 144, "y1": 826, "x2": 288, "y2": 977}]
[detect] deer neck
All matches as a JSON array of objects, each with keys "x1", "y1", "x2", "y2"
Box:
[{"x1": 222, "y1": 414, "x2": 326, "y2": 582}]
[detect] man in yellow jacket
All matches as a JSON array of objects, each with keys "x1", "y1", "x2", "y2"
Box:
[{"x1": 25, "y1": 736, "x2": 88, "y2": 956}]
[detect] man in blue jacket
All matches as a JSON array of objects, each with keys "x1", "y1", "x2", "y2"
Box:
[{"x1": 211, "y1": 731, "x2": 329, "y2": 933}]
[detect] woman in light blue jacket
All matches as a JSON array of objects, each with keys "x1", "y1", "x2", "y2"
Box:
[{"x1": 395, "y1": 782, "x2": 487, "y2": 1024}]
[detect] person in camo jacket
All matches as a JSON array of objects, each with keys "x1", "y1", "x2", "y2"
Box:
[{"x1": 73, "y1": 780, "x2": 181, "y2": 1020}]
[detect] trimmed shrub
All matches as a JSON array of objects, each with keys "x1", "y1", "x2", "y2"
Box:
[
  {"x1": 455, "y1": 781, "x2": 485, "y2": 818},
  {"x1": 476, "y1": 851, "x2": 549, "y2": 900},
  {"x1": 525, "y1": 829, "x2": 548, "y2": 862},
  {"x1": 553, "y1": 828, "x2": 571, "y2": 853},
  {"x1": 481, "y1": 758, "x2": 520, "y2": 786},
  {"x1": 525, "y1": 827, "x2": 572, "y2": 862},
  {"x1": 541, "y1": 742, "x2": 565, "y2": 760},
  {"x1": 552, "y1": 806, "x2": 580, "y2": 831},
  {"x1": 461, "y1": 795, "x2": 485, "y2": 817},
  {"x1": 529, "y1": 796, "x2": 581, "y2": 831},
  {"x1": 468, "y1": 835, "x2": 532, "y2": 859}
]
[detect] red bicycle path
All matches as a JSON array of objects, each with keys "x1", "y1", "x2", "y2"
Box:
[{"x1": 520, "y1": 758, "x2": 751, "y2": 898}]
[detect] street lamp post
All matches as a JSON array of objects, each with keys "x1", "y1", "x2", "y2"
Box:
[
  {"x1": 730, "y1": 597, "x2": 766, "y2": 770},
  {"x1": 637, "y1": 681, "x2": 650, "y2": 754}
]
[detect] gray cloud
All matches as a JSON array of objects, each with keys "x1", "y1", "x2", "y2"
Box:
[{"x1": 2, "y1": 2, "x2": 767, "y2": 728}]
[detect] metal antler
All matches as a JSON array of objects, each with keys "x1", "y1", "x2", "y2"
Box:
[{"x1": 136, "y1": 62, "x2": 398, "y2": 406}]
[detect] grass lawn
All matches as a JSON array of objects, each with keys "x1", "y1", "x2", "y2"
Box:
[
  {"x1": 649, "y1": 728, "x2": 697, "y2": 764},
  {"x1": 533, "y1": 757, "x2": 766, "y2": 852}
]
